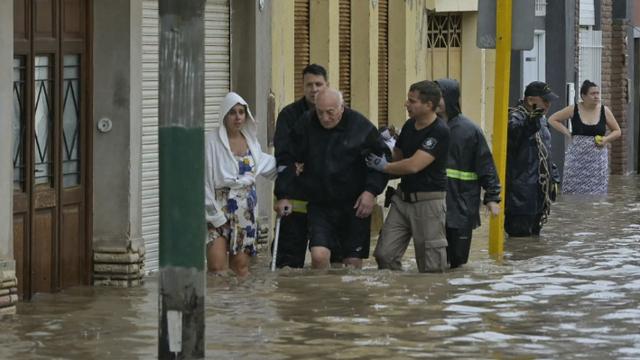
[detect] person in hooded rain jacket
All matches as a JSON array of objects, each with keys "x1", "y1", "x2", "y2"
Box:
[
  {"x1": 205, "y1": 92, "x2": 277, "y2": 277},
  {"x1": 505, "y1": 81, "x2": 560, "y2": 237},
  {"x1": 435, "y1": 79, "x2": 501, "y2": 268}
]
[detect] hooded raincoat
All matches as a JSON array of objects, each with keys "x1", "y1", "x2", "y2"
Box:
[
  {"x1": 205, "y1": 92, "x2": 277, "y2": 228},
  {"x1": 437, "y1": 79, "x2": 501, "y2": 230},
  {"x1": 505, "y1": 100, "x2": 560, "y2": 217}
]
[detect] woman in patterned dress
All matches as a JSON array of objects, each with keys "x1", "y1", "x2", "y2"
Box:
[
  {"x1": 205, "y1": 92, "x2": 277, "y2": 277},
  {"x1": 548, "y1": 80, "x2": 621, "y2": 194}
]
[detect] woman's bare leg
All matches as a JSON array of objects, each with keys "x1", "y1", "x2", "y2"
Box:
[
  {"x1": 207, "y1": 236, "x2": 229, "y2": 274},
  {"x1": 229, "y1": 251, "x2": 251, "y2": 278}
]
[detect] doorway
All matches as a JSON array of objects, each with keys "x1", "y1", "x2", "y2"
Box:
[
  {"x1": 12, "y1": 0, "x2": 92, "y2": 299},
  {"x1": 522, "y1": 30, "x2": 546, "y2": 92}
]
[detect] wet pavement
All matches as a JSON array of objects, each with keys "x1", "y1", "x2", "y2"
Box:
[{"x1": 1, "y1": 175, "x2": 639, "y2": 359}]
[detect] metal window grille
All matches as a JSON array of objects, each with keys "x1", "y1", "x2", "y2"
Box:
[
  {"x1": 426, "y1": 13, "x2": 462, "y2": 49},
  {"x1": 578, "y1": 29, "x2": 602, "y2": 96}
]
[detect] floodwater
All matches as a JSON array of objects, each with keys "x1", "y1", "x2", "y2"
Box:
[{"x1": 2, "y1": 175, "x2": 639, "y2": 359}]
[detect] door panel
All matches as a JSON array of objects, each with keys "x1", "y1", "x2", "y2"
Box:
[
  {"x1": 14, "y1": 0, "x2": 29, "y2": 41},
  {"x1": 34, "y1": 0, "x2": 57, "y2": 40},
  {"x1": 62, "y1": 0, "x2": 84, "y2": 39},
  {"x1": 32, "y1": 209, "x2": 54, "y2": 293},
  {"x1": 60, "y1": 204, "x2": 83, "y2": 288}
]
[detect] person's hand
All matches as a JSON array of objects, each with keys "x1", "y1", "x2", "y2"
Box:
[
  {"x1": 528, "y1": 107, "x2": 544, "y2": 121},
  {"x1": 595, "y1": 135, "x2": 605, "y2": 147},
  {"x1": 294, "y1": 162, "x2": 304, "y2": 176},
  {"x1": 215, "y1": 221, "x2": 230, "y2": 234},
  {"x1": 485, "y1": 201, "x2": 500, "y2": 217},
  {"x1": 274, "y1": 199, "x2": 293, "y2": 217},
  {"x1": 549, "y1": 183, "x2": 558, "y2": 202},
  {"x1": 354, "y1": 191, "x2": 376, "y2": 218},
  {"x1": 365, "y1": 153, "x2": 388, "y2": 172}
]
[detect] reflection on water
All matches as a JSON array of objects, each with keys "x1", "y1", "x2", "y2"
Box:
[{"x1": 2, "y1": 176, "x2": 639, "y2": 359}]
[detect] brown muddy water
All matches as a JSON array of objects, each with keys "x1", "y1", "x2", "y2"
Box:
[{"x1": 2, "y1": 175, "x2": 639, "y2": 359}]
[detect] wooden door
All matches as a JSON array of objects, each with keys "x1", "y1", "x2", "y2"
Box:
[{"x1": 12, "y1": 0, "x2": 91, "y2": 299}]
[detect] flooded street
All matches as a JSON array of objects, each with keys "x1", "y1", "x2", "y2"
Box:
[{"x1": 2, "y1": 175, "x2": 639, "y2": 359}]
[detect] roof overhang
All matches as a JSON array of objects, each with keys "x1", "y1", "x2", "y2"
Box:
[{"x1": 425, "y1": 0, "x2": 478, "y2": 12}]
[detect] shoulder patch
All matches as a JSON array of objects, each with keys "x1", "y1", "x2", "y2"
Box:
[{"x1": 422, "y1": 137, "x2": 437, "y2": 150}]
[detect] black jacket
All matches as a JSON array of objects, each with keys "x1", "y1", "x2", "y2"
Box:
[
  {"x1": 273, "y1": 97, "x2": 310, "y2": 200},
  {"x1": 505, "y1": 101, "x2": 560, "y2": 215},
  {"x1": 282, "y1": 107, "x2": 389, "y2": 206},
  {"x1": 438, "y1": 79, "x2": 501, "y2": 229}
]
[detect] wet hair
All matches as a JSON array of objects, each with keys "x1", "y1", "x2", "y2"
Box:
[
  {"x1": 409, "y1": 80, "x2": 442, "y2": 109},
  {"x1": 302, "y1": 64, "x2": 328, "y2": 81},
  {"x1": 580, "y1": 80, "x2": 598, "y2": 96}
]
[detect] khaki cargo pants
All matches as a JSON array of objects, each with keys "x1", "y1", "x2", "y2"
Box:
[{"x1": 374, "y1": 192, "x2": 447, "y2": 273}]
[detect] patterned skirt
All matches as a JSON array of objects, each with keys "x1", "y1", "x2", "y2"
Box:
[
  {"x1": 562, "y1": 135, "x2": 608, "y2": 194},
  {"x1": 207, "y1": 186, "x2": 258, "y2": 256}
]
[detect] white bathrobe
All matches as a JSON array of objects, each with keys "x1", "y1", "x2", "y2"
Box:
[{"x1": 205, "y1": 92, "x2": 276, "y2": 228}]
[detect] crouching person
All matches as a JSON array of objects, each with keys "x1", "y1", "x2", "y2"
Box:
[{"x1": 366, "y1": 81, "x2": 450, "y2": 272}]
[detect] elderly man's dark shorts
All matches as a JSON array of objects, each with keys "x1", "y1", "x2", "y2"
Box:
[{"x1": 307, "y1": 203, "x2": 371, "y2": 259}]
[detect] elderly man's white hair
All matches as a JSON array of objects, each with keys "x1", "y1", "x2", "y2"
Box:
[{"x1": 315, "y1": 88, "x2": 344, "y2": 106}]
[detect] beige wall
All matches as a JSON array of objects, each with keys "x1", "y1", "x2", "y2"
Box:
[
  {"x1": 310, "y1": 0, "x2": 339, "y2": 85},
  {"x1": 350, "y1": 0, "x2": 379, "y2": 123},
  {"x1": 271, "y1": 0, "x2": 295, "y2": 116},
  {"x1": 388, "y1": 0, "x2": 431, "y2": 129},
  {"x1": 0, "y1": 0, "x2": 13, "y2": 262}
]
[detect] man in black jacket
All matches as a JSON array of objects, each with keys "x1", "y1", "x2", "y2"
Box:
[
  {"x1": 272, "y1": 64, "x2": 328, "y2": 268},
  {"x1": 277, "y1": 88, "x2": 389, "y2": 269},
  {"x1": 505, "y1": 81, "x2": 560, "y2": 237},
  {"x1": 436, "y1": 79, "x2": 501, "y2": 268}
]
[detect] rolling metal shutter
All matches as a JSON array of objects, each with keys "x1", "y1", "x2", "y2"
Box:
[
  {"x1": 378, "y1": 0, "x2": 389, "y2": 127},
  {"x1": 339, "y1": 0, "x2": 351, "y2": 106},
  {"x1": 294, "y1": 0, "x2": 310, "y2": 100},
  {"x1": 141, "y1": 0, "x2": 230, "y2": 273}
]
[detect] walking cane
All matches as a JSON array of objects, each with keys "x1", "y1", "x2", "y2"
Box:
[{"x1": 271, "y1": 216, "x2": 282, "y2": 272}]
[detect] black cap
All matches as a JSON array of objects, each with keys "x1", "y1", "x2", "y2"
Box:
[{"x1": 524, "y1": 81, "x2": 559, "y2": 102}]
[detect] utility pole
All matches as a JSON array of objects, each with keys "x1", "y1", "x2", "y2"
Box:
[
  {"x1": 488, "y1": 0, "x2": 512, "y2": 257},
  {"x1": 158, "y1": 0, "x2": 206, "y2": 359}
]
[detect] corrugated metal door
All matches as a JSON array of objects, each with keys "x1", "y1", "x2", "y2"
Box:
[
  {"x1": 338, "y1": 0, "x2": 351, "y2": 106},
  {"x1": 141, "y1": 0, "x2": 230, "y2": 273},
  {"x1": 294, "y1": 0, "x2": 310, "y2": 100},
  {"x1": 378, "y1": 0, "x2": 389, "y2": 127}
]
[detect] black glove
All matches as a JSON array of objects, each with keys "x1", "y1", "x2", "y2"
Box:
[{"x1": 528, "y1": 107, "x2": 545, "y2": 121}]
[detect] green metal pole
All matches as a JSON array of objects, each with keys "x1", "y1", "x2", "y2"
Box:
[
  {"x1": 158, "y1": 0, "x2": 205, "y2": 358},
  {"x1": 489, "y1": 0, "x2": 512, "y2": 258}
]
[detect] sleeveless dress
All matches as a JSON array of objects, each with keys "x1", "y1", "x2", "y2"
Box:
[
  {"x1": 562, "y1": 104, "x2": 608, "y2": 194},
  {"x1": 208, "y1": 150, "x2": 259, "y2": 256}
]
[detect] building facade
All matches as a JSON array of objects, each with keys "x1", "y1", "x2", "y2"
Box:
[{"x1": 6, "y1": 0, "x2": 635, "y2": 312}]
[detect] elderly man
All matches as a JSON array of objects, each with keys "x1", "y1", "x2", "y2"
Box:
[{"x1": 277, "y1": 88, "x2": 389, "y2": 269}]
